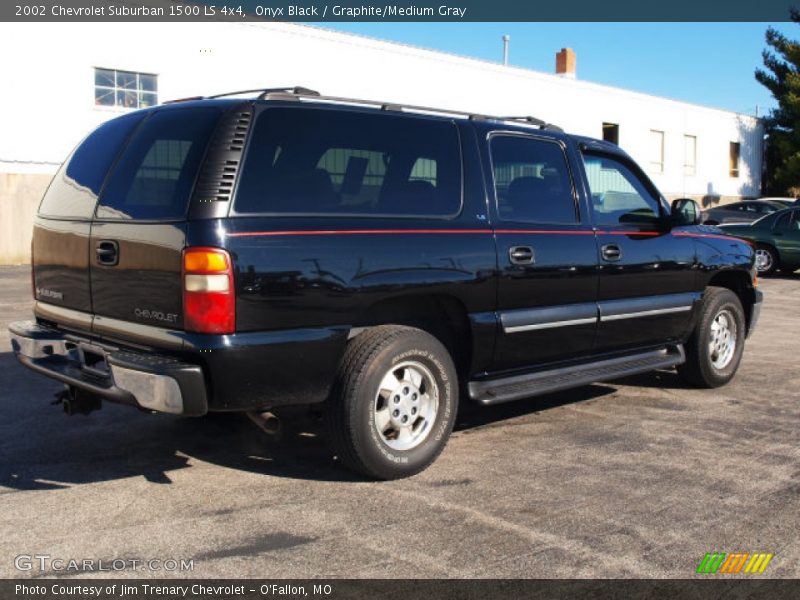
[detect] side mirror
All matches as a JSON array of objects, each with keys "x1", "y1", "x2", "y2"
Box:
[{"x1": 671, "y1": 198, "x2": 702, "y2": 226}]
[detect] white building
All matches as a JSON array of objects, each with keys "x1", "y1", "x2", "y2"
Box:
[{"x1": 0, "y1": 21, "x2": 763, "y2": 263}]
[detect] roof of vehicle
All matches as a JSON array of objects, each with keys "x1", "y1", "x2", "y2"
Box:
[
  {"x1": 725, "y1": 205, "x2": 799, "y2": 229},
  {"x1": 162, "y1": 85, "x2": 589, "y2": 138},
  {"x1": 706, "y1": 199, "x2": 783, "y2": 211},
  {"x1": 124, "y1": 86, "x2": 629, "y2": 160},
  {"x1": 759, "y1": 198, "x2": 795, "y2": 207}
]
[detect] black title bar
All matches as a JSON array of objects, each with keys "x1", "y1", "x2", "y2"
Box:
[{"x1": 2, "y1": 0, "x2": 797, "y2": 22}]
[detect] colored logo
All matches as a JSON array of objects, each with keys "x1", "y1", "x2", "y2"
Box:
[{"x1": 697, "y1": 552, "x2": 773, "y2": 574}]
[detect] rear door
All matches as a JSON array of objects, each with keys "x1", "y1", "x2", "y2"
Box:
[
  {"x1": 89, "y1": 106, "x2": 223, "y2": 335},
  {"x1": 488, "y1": 133, "x2": 599, "y2": 371},
  {"x1": 33, "y1": 112, "x2": 145, "y2": 330}
]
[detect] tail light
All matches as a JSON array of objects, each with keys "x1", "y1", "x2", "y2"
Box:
[{"x1": 182, "y1": 247, "x2": 235, "y2": 334}]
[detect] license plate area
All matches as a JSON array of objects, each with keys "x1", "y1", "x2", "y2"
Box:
[{"x1": 78, "y1": 343, "x2": 110, "y2": 377}]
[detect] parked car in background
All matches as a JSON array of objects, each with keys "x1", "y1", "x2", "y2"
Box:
[
  {"x1": 756, "y1": 197, "x2": 797, "y2": 208},
  {"x1": 720, "y1": 207, "x2": 800, "y2": 275},
  {"x1": 701, "y1": 200, "x2": 790, "y2": 225}
]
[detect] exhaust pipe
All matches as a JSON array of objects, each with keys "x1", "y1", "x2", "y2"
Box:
[
  {"x1": 53, "y1": 386, "x2": 102, "y2": 416},
  {"x1": 247, "y1": 410, "x2": 282, "y2": 437}
]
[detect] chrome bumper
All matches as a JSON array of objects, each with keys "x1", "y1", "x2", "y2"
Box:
[{"x1": 8, "y1": 320, "x2": 207, "y2": 416}]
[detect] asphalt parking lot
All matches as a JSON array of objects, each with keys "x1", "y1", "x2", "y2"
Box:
[{"x1": 0, "y1": 265, "x2": 798, "y2": 579}]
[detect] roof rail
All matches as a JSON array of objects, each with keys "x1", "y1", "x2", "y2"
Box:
[
  {"x1": 267, "y1": 89, "x2": 561, "y2": 131},
  {"x1": 495, "y1": 116, "x2": 564, "y2": 132},
  {"x1": 167, "y1": 86, "x2": 561, "y2": 131},
  {"x1": 206, "y1": 86, "x2": 321, "y2": 99},
  {"x1": 163, "y1": 95, "x2": 205, "y2": 104}
]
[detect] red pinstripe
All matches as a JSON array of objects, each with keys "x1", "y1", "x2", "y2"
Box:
[{"x1": 225, "y1": 229, "x2": 737, "y2": 240}]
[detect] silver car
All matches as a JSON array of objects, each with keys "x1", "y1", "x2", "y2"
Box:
[{"x1": 701, "y1": 199, "x2": 789, "y2": 225}]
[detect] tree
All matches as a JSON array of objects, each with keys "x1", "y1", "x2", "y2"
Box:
[{"x1": 755, "y1": 9, "x2": 800, "y2": 196}]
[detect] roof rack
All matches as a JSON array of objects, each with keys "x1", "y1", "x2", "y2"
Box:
[
  {"x1": 162, "y1": 95, "x2": 205, "y2": 104},
  {"x1": 167, "y1": 86, "x2": 562, "y2": 131},
  {"x1": 494, "y1": 116, "x2": 564, "y2": 132},
  {"x1": 164, "y1": 87, "x2": 321, "y2": 104},
  {"x1": 209, "y1": 86, "x2": 321, "y2": 99}
]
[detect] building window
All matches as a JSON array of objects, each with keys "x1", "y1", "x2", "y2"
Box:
[
  {"x1": 602, "y1": 122, "x2": 619, "y2": 145},
  {"x1": 729, "y1": 142, "x2": 741, "y2": 178},
  {"x1": 649, "y1": 130, "x2": 664, "y2": 173},
  {"x1": 684, "y1": 135, "x2": 697, "y2": 176},
  {"x1": 95, "y1": 68, "x2": 157, "y2": 109}
]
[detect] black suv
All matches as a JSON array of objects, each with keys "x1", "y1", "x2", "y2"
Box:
[{"x1": 9, "y1": 87, "x2": 762, "y2": 479}]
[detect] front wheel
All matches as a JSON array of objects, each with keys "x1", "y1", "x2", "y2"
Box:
[
  {"x1": 754, "y1": 244, "x2": 779, "y2": 276},
  {"x1": 678, "y1": 287, "x2": 746, "y2": 388},
  {"x1": 325, "y1": 325, "x2": 458, "y2": 480}
]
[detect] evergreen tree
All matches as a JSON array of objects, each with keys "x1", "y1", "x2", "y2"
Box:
[{"x1": 756, "y1": 9, "x2": 800, "y2": 195}]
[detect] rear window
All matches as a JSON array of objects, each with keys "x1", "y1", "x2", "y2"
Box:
[
  {"x1": 95, "y1": 107, "x2": 222, "y2": 220},
  {"x1": 234, "y1": 108, "x2": 462, "y2": 217},
  {"x1": 38, "y1": 112, "x2": 145, "y2": 219}
]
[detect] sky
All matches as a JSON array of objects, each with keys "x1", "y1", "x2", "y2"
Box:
[{"x1": 317, "y1": 22, "x2": 797, "y2": 116}]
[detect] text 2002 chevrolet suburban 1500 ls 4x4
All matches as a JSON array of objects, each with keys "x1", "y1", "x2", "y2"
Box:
[{"x1": 9, "y1": 87, "x2": 762, "y2": 479}]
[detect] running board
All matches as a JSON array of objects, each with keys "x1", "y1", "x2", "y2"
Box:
[{"x1": 468, "y1": 346, "x2": 685, "y2": 406}]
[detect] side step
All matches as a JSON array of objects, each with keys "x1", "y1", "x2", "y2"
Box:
[{"x1": 468, "y1": 346, "x2": 685, "y2": 406}]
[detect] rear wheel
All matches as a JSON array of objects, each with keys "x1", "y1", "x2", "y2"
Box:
[
  {"x1": 754, "y1": 244, "x2": 778, "y2": 276},
  {"x1": 325, "y1": 325, "x2": 458, "y2": 480},
  {"x1": 678, "y1": 287, "x2": 746, "y2": 388}
]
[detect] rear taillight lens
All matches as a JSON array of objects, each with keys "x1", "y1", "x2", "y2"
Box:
[{"x1": 182, "y1": 247, "x2": 235, "y2": 334}]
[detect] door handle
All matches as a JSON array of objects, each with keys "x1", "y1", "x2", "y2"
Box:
[
  {"x1": 509, "y1": 245, "x2": 534, "y2": 265},
  {"x1": 601, "y1": 244, "x2": 622, "y2": 262},
  {"x1": 95, "y1": 240, "x2": 119, "y2": 266}
]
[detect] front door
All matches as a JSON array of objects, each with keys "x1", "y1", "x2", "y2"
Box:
[
  {"x1": 580, "y1": 151, "x2": 698, "y2": 352},
  {"x1": 489, "y1": 133, "x2": 599, "y2": 372}
]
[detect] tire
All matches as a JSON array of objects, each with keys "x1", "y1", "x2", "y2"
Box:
[
  {"x1": 678, "y1": 287, "x2": 746, "y2": 388},
  {"x1": 325, "y1": 325, "x2": 458, "y2": 480},
  {"x1": 754, "y1": 244, "x2": 779, "y2": 276}
]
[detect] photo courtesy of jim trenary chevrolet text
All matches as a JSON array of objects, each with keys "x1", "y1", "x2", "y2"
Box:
[{"x1": 1, "y1": 0, "x2": 799, "y2": 598}]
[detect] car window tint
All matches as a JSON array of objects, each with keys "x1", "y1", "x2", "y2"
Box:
[
  {"x1": 235, "y1": 108, "x2": 462, "y2": 217},
  {"x1": 582, "y1": 153, "x2": 661, "y2": 226},
  {"x1": 490, "y1": 136, "x2": 577, "y2": 224},
  {"x1": 776, "y1": 211, "x2": 800, "y2": 231},
  {"x1": 38, "y1": 112, "x2": 145, "y2": 219},
  {"x1": 96, "y1": 107, "x2": 222, "y2": 220}
]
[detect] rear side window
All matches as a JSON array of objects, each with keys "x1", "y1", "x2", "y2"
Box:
[
  {"x1": 38, "y1": 112, "x2": 145, "y2": 219},
  {"x1": 775, "y1": 210, "x2": 800, "y2": 231},
  {"x1": 490, "y1": 135, "x2": 577, "y2": 224},
  {"x1": 95, "y1": 107, "x2": 222, "y2": 220},
  {"x1": 234, "y1": 108, "x2": 462, "y2": 217}
]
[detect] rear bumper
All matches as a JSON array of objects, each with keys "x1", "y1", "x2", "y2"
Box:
[{"x1": 8, "y1": 320, "x2": 207, "y2": 416}]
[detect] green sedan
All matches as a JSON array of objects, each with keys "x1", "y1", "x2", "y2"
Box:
[{"x1": 720, "y1": 207, "x2": 800, "y2": 275}]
